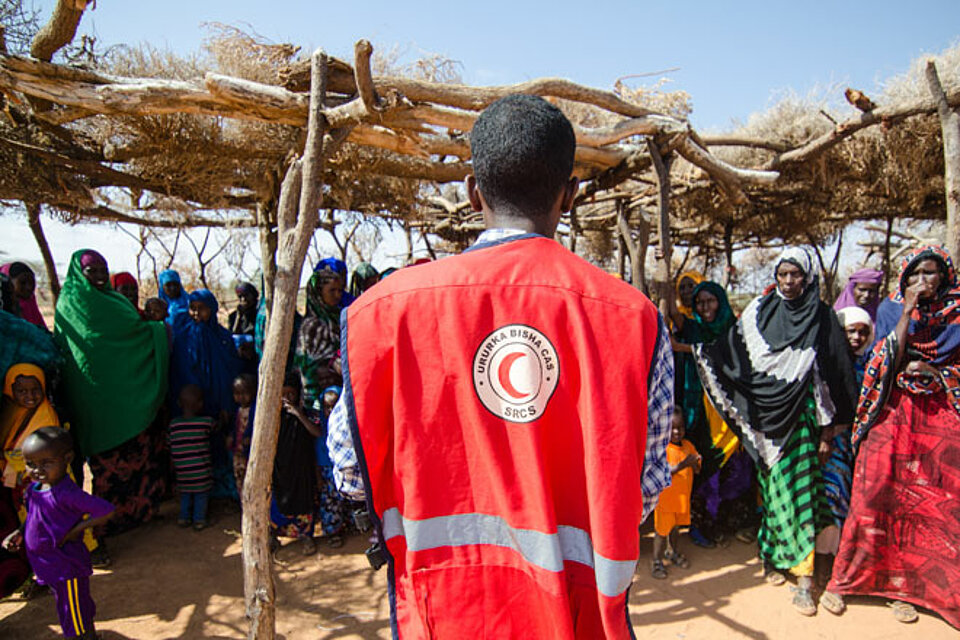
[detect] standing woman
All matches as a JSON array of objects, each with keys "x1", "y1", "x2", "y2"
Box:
[
  {"x1": 671, "y1": 281, "x2": 756, "y2": 544},
  {"x1": 833, "y1": 268, "x2": 883, "y2": 322},
  {"x1": 158, "y1": 269, "x2": 191, "y2": 330},
  {"x1": 824, "y1": 246, "x2": 960, "y2": 628},
  {"x1": 54, "y1": 250, "x2": 169, "y2": 535},
  {"x1": 170, "y1": 289, "x2": 241, "y2": 502},
  {"x1": 695, "y1": 247, "x2": 858, "y2": 616},
  {"x1": 348, "y1": 262, "x2": 380, "y2": 299},
  {"x1": 227, "y1": 282, "x2": 259, "y2": 336},
  {"x1": 294, "y1": 267, "x2": 344, "y2": 410},
  {"x1": 1, "y1": 263, "x2": 46, "y2": 329}
]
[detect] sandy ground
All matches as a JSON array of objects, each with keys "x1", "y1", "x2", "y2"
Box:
[{"x1": 1, "y1": 501, "x2": 956, "y2": 639}]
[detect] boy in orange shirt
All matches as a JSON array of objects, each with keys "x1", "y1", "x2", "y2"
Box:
[{"x1": 652, "y1": 408, "x2": 701, "y2": 579}]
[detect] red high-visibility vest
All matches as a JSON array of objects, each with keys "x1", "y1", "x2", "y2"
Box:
[{"x1": 343, "y1": 235, "x2": 662, "y2": 639}]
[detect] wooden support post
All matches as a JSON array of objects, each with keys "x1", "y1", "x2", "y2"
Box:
[
  {"x1": 26, "y1": 203, "x2": 60, "y2": 302},
  {"x1": 616, "y1": 199, "x2": 647, "y2": 293},
  {"x1": 925, "y1": 60, "x2": 960, "y2": 260},
  {"x1": 569, "y1": 206, "x2": 579, "y2": 254},
  {"x1": 256, "y1": 201, "x2": 279, "y2": 315},
  {"x1": 882, "y1": 215, "x2": 895, "y2": 293},
  {"x1": 242, "y1": 49, "x2": 333, "y2": 640},
  {"x1": 722, "y1": 223, "x2": 735, "y2": 289},
  {"x1": 648, "y1": 139, "x2": 673, "y2": 301}
]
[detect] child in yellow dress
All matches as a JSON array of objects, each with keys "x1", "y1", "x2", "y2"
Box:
[{"x1": 652, "y1": 409, "x2": 701, "y2": 579}]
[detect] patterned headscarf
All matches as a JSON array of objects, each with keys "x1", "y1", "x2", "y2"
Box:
[
  {"x1": 675, "y1": 270, "x2": 705, "y2": 319},
  {"x1": 855, "y1": 245, "x2": 960, "y2": 445}
]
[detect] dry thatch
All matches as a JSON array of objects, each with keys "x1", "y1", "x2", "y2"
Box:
[{"x1": 0, "y1": 6, "x2": 956, "y2": 287}]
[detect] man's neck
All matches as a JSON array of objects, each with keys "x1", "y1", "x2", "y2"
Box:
[{"x1": 484, "y1": 213, "x2": 555, "y2": 238}]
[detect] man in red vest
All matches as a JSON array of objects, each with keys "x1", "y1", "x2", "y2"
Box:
[{"x1": 327, "y1": 94, "x2": 674, "y2": 639}]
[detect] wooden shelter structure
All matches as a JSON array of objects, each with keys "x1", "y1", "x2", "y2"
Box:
[{"x1": 1, "y1": 3, "x2": 958, "y2": 638}]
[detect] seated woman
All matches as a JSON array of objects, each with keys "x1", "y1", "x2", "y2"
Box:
[
  {"x1": 823, "y1": 246, "x2": 960, "y2": 628},
  {"x1": 1, "y1": 263, "x2": 46, "y2": 329}
]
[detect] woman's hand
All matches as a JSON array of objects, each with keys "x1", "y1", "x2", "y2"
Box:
[
  {"x1": 670, "y1": 336, "x2": 693, "y2": 354},
  {"x1": 904, "y1": 360, "x2": 939, "y2": 379},
  {"x1": 281, "y1": 397, "x2": 303, "y2": 418},
  {"x1": 902, "y1": 280, "x2": 935, "y2": 315},
  {"x1": 818, "y1": 438, "x2": 832, "y2": 465},
  {"x1": 2, "y1": 529, "x2": 23, "y2": 552}
]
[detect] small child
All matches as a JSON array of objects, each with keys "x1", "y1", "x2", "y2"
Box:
[
  {"x1": 2, "y1": 427, "x2": 114, "y2": 639},
  {"x1": 228, "y1": 374, "x2": 256, "y2": 500},
  {"x1": 143, "y1": 297, "x2": 168, "y2": 322},
  {"x1": 651, "y1": 409, "x2": 701, "y2": 580},
  {"x1": 168, "y1": 384, "x2": 213, "y2": 530}
]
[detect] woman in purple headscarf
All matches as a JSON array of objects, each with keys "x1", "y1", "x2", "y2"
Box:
[{"x1": 833, "y1": 268, "x2": 884, "y2": 321}]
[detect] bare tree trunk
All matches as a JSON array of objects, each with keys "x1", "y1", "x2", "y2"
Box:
[
  {"x1": 648, "y1": 139, "x2": 673, "y2": 302},
  {"x1": 242, "y1": 50, "x2": 334, "y2": 640},
  {"x1": 30, "y1": 0, "x2": 87, "y2": 62},
  {"x1": 257, "y1": 202, "x2": 278, "y2": 313},
  {"x1": 569, "y1": 207, "x2": 579, "y2": 254},
  {"x1": 26, "y1": 203, "x2": 60, "y2": 301},
  {"x1": 926, "y1": 61, "x2": 960, "y2": 260},
  {"x1": 882, "y1": 215, "x2": 895, "y2": 293},
  {"x1": 722, "y1": 223, "x2": 735, "y2": 289}
]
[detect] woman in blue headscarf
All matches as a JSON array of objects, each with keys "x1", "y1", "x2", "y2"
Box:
[
  {"x1": 158, "y1": 270, "x2": 191, "y2": 330},
  {"x1": 170, "y1": 289, "x2": 241, "y2": 501}
]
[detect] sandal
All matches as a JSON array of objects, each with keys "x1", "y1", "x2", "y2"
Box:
[
  {"x1": 177, "y1": 519, "x2": 191, "y2": 528},
  {"x1": 889, "y1": 600, "x2": 919, "y2": 623},
  {"x1": 735, "y1": 528, "x2": 757, "y2": 544},
  {"x1": 269, "y1": 535, "x2": 281, "y2": 554},
  {"x1": 765, "y1": 570, "x2": 786, "y2": 586},
  {"x1": 326, "y1": 534, "x2": 344, "y2": 549},
  {"x1": 790, "y1": 586, "x2": 817, "y2": 616},
  {"x1": 664, "y1": 550, "x2": 690, "y2": 569},
  {"x1": 193, "y1": 521, "x2": 208, "y2": 531},
  {"x1": 300, "y1": 536, "x2": 318, "y2": 556},
  {"x1": 820, "y1": 590, "x2": 845, "y2": 615},
  {"x1": 651, "y1": 559, "x2": 668, "y2": 580},
  {"x1": 89, "y1": 545, "x2": 112, "y2": 569}
]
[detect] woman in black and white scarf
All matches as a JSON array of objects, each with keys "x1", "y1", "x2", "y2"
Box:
[{"x1": 695, "y1": 247, "x2": 858, "y2": 616}]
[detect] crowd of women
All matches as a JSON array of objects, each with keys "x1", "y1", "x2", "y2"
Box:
[
  {"x1": 668, "y1": 244, "x2": 958, "y2": 628},
  {"x1": 0, "y1": 240, "x2": 956, "y2": 630},
  {"x1": 0, "y1": 250, "x2": 385, "y2": 595}
]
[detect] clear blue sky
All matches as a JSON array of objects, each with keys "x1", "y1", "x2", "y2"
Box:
[{"x1": 37, "y1": 0, "x2": 960, "y2": 130}]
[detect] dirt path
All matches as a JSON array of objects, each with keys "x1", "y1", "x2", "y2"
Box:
[{"x1": 1, "y1": 502, "x2": 955, "y2": 639}]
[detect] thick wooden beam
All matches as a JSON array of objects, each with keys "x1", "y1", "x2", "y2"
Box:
[{"x1": 925, "y1": 60, "x2": 960, "y2": 260}]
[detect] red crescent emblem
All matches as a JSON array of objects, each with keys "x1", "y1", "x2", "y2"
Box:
[{"x1": 497, "y1": 352, "x2": 529, "y2": 399}]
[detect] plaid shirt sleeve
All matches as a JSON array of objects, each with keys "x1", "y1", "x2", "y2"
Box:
[
  {"x1": 326, "y1": 392, "x2": 366, "y2": 501},
  {"x1": 641, "y1": 314, "x2": 675, "y2": 522}
]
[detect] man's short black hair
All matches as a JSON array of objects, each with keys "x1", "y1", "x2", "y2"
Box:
[{"x1": 470, "y1": 94, "x2": 576, "y2": 219}]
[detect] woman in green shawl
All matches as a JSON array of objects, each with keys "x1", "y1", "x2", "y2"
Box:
[
  {"x1": 54, "y1": 250, "x2": 169, "y2": 536},
  {"x1": 670, "y1": 281, "x2": 757, "y2": 546}
]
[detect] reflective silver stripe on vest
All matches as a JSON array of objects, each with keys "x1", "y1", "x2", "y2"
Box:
[{"x1": 380, "y1": 508, "x2": 636, "y2": 597}]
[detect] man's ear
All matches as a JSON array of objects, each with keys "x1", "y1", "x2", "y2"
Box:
[
  {"x1": 560, "y1": 176, "x2": 579, "y2": 213},
  {"x1": 466, "y1": 175, "x2": 484, "y2": 212}
]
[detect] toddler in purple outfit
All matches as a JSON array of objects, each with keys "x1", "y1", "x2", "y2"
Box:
[{"x1": 2, "y1": 427, "x2": 114, "y2": 639}]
